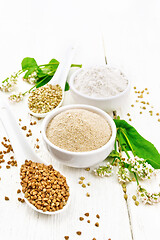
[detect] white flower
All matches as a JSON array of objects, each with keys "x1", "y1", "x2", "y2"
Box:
[
  {"x1": 94, "y1": 162, "x2": 113, "y2": 177},
  {"x1": 8, "y1": 92, "x2": 24, "y2": 102},
  {"x1": 0, "y1": 73, "x2": 18, "y2": 92},
  {"x1": 137, "y1": 185, "x2": 160, "y2": 204},
  {"x1": 124, "y1": 157, "x2": 136, "y2": 165},
  {"x1": 117, "y1": 165, "x2": 132, "y2": 183},
  {"x1": 23, "y1": 71, "x2": 38, "y2": 84},
  {"x1": 128, "y1": 157, "x2": 155, "y2": 180},
  {"x1": 125, "y1": 157, "x2": 155, "y2": 180}
]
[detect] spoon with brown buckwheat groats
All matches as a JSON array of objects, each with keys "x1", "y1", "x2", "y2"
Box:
[{"x1": 0, "y1": 100, "x2": 70, "y2": 214}]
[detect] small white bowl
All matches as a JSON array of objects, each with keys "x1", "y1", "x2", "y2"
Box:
[
  {"x1": 42, "y1": 104, "x2": 116, "y2": 168},
  {"x1": 69, "y1": 67, "x2": 131, "y2": 112}
]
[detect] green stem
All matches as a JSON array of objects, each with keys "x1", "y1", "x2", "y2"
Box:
[
  {"x1": 122, "y1": 145, "x2": 130, "y2": 159},
  {"x1": 121, "y1": 144, "x2": 139, "y2": 185},
  {"x1": 111, "y1": 158, "x2": 116, "y2": 165},
  {"x1": 117, "y1": 128, "x2": 140, "y2": 185},
  {"x1": 134, "y1": 173, "x2": 139, "y2": 185},
  {"x1": 35, "y1": 75, "x2": 49, "y2": 88},
  {"x1": 18, "y1": 69, "x2": 25, "y2": 75},
  {"x1": 2, "y1": 78, "x2": 9, "y2": 83},
  {"x1": 71, "y1": 64, "x2": 82, "y2": 68},
  {"x1": 23, "y1": 75, "x2": 50, "y2": 95},
  {"x1": 2, "y1": 69, "x2": 25, "y2": 83},
  {"x1": 45, "y1": 70, "x2": 56, "y2": 76},
  {"x1": 120, "y1": 128, "x2": 134, "y2": 153},
  {"x1": 39, "y1": 63, "x2": 82, "y2": 68},
  {"x1": 23, "y1": 84, "x2": 36, "y2": 95},
  {"x1": 39, "y1": 63, "x2": 59, "y2": 67},
  {"x1": 114, "y1": 137, "x2": 117, "y2": 151}
]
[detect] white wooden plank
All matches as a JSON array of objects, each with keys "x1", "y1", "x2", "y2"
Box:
[
  {"x1": 101, "y1": 1, "x2": 160, "y2": 239},
  {"x1": 0, "y1": 26, "x2": 132, "y2": 240},
  {"x1": 86, "y1": 2, "x2": 160, "y2": 240},
  {"x1": 1, "y1": 0, "x2": 160, "y2": 239},
  {"x1": 118, "y1": 80, "x2": 160, "y2": 240}
]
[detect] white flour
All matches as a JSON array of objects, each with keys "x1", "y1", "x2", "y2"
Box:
[{"x1": 73, "y1": 66, "x2": 128, "y2": 98}]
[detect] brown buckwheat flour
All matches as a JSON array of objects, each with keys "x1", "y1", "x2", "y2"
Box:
[{"x1": 46, "y1": 109, "x2": 111, "y2": 152}]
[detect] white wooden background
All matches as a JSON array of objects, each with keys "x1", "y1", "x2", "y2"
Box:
[{"x1": 0, "y1": 0, "x2": 160, "y2": 239}]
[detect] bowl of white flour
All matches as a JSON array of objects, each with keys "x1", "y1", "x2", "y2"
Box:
[{"x1": 69, "y1": 66, "x2": 130, "y2": 112}]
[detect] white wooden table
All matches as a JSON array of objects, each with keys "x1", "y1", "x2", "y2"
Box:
[{"x1": 0, "y1": 1, "x2": 160, "y2": 239}]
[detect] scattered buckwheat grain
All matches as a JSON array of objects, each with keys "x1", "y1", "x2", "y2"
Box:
[
  {"x1": 64, "y1": 236, "x2": 69, "y2": 240},
  {"x1": 95, "y1": 222, "x2": 99, "y2": 227},
  {"x1": 84, "y1": 213, "x2": 89, "y2": 217}
]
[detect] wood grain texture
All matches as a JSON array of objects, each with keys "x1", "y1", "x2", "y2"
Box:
[
  {"x1": 0, "y1": 36, "x2": 132, "y2": 240},
  {"x1": 0, "y1": 1, "x2": 160, "y2": 239},
  {"x1": 0, "y1": 94, "x2": 133, "y2": 240}
]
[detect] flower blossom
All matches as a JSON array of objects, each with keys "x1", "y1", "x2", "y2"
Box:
[
  {"x1": 8, "y1": 92, "x2": 24, "y2": 102},
  {"x1": 137, "y1": 185, "x2": 160, "y2": 204},
  {"x1": 117, "y1": 165, "x2": 132, "y2": 183},
  {"x1": 124, "y1": 156, "x2": 155, "y2": 180},
  {"x1": 94, "y1": 162, "x2": 113, "y2": 177},
  {"x1": 23, "y1": 71, "x2": 38, "y2": 84},
  {"x1": 0, "y1": 73, "x2": 18, "y2": 92}
]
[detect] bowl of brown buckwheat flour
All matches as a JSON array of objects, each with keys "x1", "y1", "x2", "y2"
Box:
[
  {"x1": 42, "y1": 104, "x2": 116, "y2": 168},
  {"x1": 69, "y1": 66, "x2": 131, "y2": 112}
]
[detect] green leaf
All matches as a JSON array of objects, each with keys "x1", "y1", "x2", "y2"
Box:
[
  {"x1": 114, "y1": 119, "x2": 160, "y2": 169},
  {"x1": 48, "y1": 59, "x2": 59, "y2": 70},
  {"x1": 37, "y1": 68, "x2": 47, "y2": 79},
  {"x1": 117, "y1": 129, "x2": 130, "y2": 151},
  {"x1": 49, "y1": 59, "x2": 59, "y2": 65},
  {"x1": 35, "y1": 75, "x2": 52, "y2": 88},
  {"x1": 65, "y1": 81, "x2": 70, "y2": 91},
  {"x1": 38, "y1": 59, "x2": 59, "y2": 77},
  {"x1": 21, "y1": 57, "x2": 38, "y2": 70}
]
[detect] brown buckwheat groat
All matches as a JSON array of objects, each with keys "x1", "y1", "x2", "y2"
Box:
[{"x1": 20, "y1": 160, "x2": 69, "y2": 212}]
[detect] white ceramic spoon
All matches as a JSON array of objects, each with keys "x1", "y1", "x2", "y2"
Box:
[
  {"x1": 0, "y1": 99, "x2": 70, "y2": 215},
  {"x1": 27, "y1": 45, "x2": 76, "y2": 118}
]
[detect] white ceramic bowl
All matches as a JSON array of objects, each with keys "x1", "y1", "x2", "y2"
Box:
[
  {"x1": 42, "y1": 104, "x2": 116, "y2": 168},
  {"x1": 69, "y1": 67, "x2": 131, "y2": 112}
]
